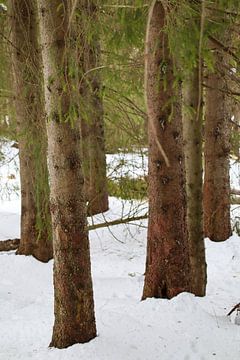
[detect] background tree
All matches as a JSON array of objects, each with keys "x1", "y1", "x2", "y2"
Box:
[
  {"x1": 142, "y1": 0, "x2": 190, "y2": 300},
  {"x1": 203, "y1": 4, "x2": 237, "y2": 241},
  {"x1": 78, "y1": 0, "x2": 109, "y2": 216},
  {"x1": 175, "y1": 0, "x2": 207, "y2": 296},
  {"x1": 9, "y1": 0, "x2": 52, "y2": 262},
  {"x1": 38, "y1": 0, "x2": 96, "y2": 348}
]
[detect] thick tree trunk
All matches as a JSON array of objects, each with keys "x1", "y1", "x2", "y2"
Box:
[
  {"x1": 38, "y1": 0, "x2": 96, "y2": 348},
  {"x1": 9, "y1": 0, "x2": 52, "y2": 262},
  {"x1": 142, "y1": 1, "x2": 190, "y2": 300},
  {"x1": 79, "y1": 1, "x2": 109, "y2": 216},
  {"x1": 182, "y1": 69, "x2": 207, "y2": 296},
  {"x1": 203, "y1": 46, "x2": 232, "y2": 241}
]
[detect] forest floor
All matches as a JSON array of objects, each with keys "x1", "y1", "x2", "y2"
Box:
[{"x1": 0, "y1": 148, "x2": 240, "y2": 360}]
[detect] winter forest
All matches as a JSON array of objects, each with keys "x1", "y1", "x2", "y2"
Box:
[{"x1": 0, "y1": 0, "x2": 240, "y2": 359}]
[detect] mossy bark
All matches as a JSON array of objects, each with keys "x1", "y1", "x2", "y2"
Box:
[
  {"x1": 38, "y1": 0, "x2": 96, "y2": 348},
  {"x1": 142, "y1": 1, "x2": 190, "y2": 300},
  {"x1": 79, "y1": 1, "x2": 109, "y2": 216},
  {"x1": 182, "y1": 69, "x2": 207, "y2": 296},
  {"x1": 9, "y1": 0, "x2": 52, "y2": 262}
]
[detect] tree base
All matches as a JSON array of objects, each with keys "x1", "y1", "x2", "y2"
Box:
[
  {"x1": 17, "y1": 242, "x2": 53, "y2": 263},
  {"x1": 49, "y1": 328, "x2": 97, "y2": 349}
]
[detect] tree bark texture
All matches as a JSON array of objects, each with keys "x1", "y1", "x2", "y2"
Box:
[
  {"x1": 182, "y1": 69, "x2": 207, "y2": 296},
  {"x1": 203, "y1": 44, "x2": 232, "y2": 241},
  {"x1": 78, "y1": 1, "x2": 109, "y2": 216},
  {"x1": 9, "y1": 0, "x2": 52, "y2": 262},
  {"x1": 38, "y1": 0, "x2": 96, "y2": 348},
  {"x1": 142, "y1": 1, "x2": 190, "y2": 300}
]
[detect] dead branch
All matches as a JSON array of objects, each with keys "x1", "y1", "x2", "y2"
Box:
[
  {"x1": 0, "y1": 214, "x2": 148, "y2": 252},
  {"x1": 0, "y1": 238, "x2": 20, "y2": 251},
  {"x1": 230, "y1": 118, "x2": 240, "y2": 129},
  {"x1": 11, "y1": 142, "x2": 19, "y2": 149},
  {"x1": 88, "y1": 213, "x2": 148, "y2": 231},
  {"x1": 227, "y1": 303, "x2": 240, "y2": 316},
  {"x1": 209, "y1": 35, "x2": 240, "y2": 65},
  {"x1": 203, "y1": 82, "x2": 240, "y2": 97},
  {"x1": 231, "y1": 197, "x2": 240, "y2": 205}
]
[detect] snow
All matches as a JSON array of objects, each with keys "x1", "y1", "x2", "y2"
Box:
[
  {"x1": 230, "y1": 159, "x2": 240, "y2": 189},
  {"x1": 1, "y1": 196, "x2": 240, "y2": 360},
  {"x1": 0, "y1": 142, "x2": 19, "y2": 201},
  {"x1": 106, "y1": 150, "x2": 148, "y2": 180},
  {"x1": 106, "y1": 151, "x2": 240, "y2": 189},
  {"x1": 0, "y1": 149, "x2": 240, "y2": 359}
]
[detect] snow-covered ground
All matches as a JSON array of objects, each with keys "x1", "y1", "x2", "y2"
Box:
[
  {"x1": 1, "y1": 148, "x2": 240, "y2": 359},
  {"x1": 1, "y1": 197, "x2": 240, "y2": 360}
]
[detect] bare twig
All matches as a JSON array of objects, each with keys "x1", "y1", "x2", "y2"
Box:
[
  {"x1": 209, "y1": 35, "x2": 240, "y2": 64},
  {"x1": 227, "y1": 303, "x2": 240, "y2": 316}
]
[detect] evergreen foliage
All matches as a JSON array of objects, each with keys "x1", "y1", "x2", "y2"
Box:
[
  {"x1": 99, "y1": 0, "x2": 148, "y2": 151},
  {"x1": 0, "y1": 0, "x2": 239, "y2": 238}
]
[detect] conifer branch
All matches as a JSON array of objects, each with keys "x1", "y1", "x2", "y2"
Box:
[{"x1": 208, "y1": 35, "x2": 240, "y2": 65}]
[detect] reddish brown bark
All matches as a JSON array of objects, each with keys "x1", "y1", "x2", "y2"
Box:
[
  {"x1": 48, "y1": 124, "x2": 97, "y2": 348},
  {"x1": 142, "y1": 1, "x2": 190, "y2": 300},
  {"x1": 203, "y1": 46, "x2": 232, "y2": 241},
  {"x1": 38, "y1": 0, "x2": 96, "y2": 348}
]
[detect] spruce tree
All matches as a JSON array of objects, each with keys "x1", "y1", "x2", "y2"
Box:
[
  {"x1": 37, "y1": 0, "x2": 96, "y2": 348},
  {"x1": 78, "y1": 0, "x2": 109, "y2": 216},
  {"x1": 181, "y1": 0, "x2": 207, "y2": 296},
  {"x1": 9, "y1": 0, "x2": 52, "y2": 262},
  {"x1": 142, "y1": 0, "x2": 190, "y2": 300}
]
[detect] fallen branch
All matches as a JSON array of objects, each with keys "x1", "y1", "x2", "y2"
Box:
[
  {"x1": 227, "y1": 303, "x2": 240, "y2": 316},
  {"x1": 1, "y1": 190, "x2": 240, "y2": 251},
  {"x1": 231, "y1": 197, "x2": 240, "y2": 205},
  {"x1": 0, "y1": 238, "x2": 20, "y2": 252},
  {"x1": 0, "y1": 214, "x2": 148, "y2": 252},
  {"x1": 231, "y1": 189, "x2": 240, "y2": 196},
  {"x1": 88, "y1": 213, "x2": 148, "y2": 231}
]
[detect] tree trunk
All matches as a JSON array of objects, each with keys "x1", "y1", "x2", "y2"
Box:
[
  {"x1": 203, "y1": 44, "x2": 232, "y2": 241},
  {"x1": 9, "y1": 0, "x2": 52, "y2": 262},
  {"x1": 142, "y1": 1, "x2": 190, "y2": 300},
  {"x1": 38, "y1": 0, "x2": 96, "y2": 348},
  {"x1": 182, "y1": 69, "x2": 207, "y2": 296},
  {"x1": 79, "y1": 1, "x2": 109, "y2": 216}
]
